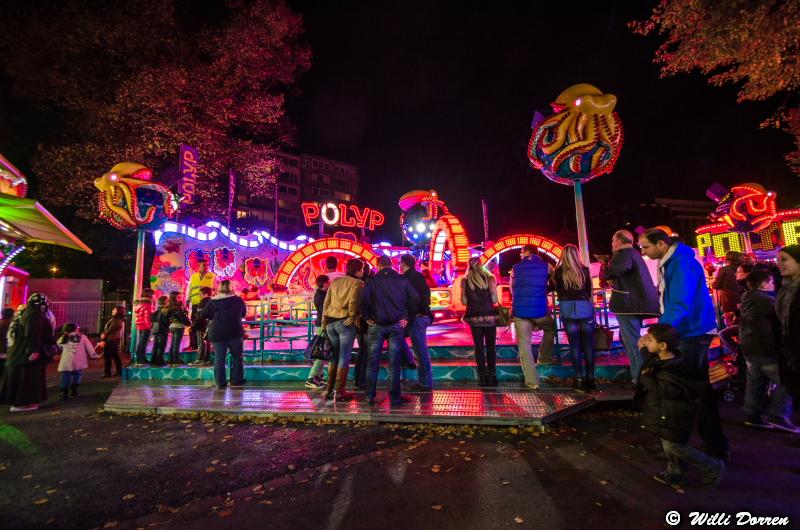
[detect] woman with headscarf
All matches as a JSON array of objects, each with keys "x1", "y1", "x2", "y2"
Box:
[
  {"x1": 0, "y1": 294, "x2": 57, "y2": 412},
  {"x1": 461, "y1": 257, "x2": 499, "y2": 387}
]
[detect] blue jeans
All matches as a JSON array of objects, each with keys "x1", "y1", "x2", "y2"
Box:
[
  {"x1": 150, "y1": 334, "x2": 168, "y2": 365},
  {"x1": 168, "y1": 328, "x2": 184, "y2": 364},
  {"x1": 564, "y1": 318, "x2": 595, "y2": 379},
  {"x1": 407, "y1": 316, "x2": 433, "y2": 387},
  {"x1": 135, "y1": 329, "x2": 151, "y2": 364},
  {"x1": 744, "y1": 357, "x2": 792, "y2": 421},
  {"x1": 326, "y1": 320, "x2": 358, "y2": 366},
  {"x1": 366, "y1": 323, "x2": 405, "y2": 402},
  {"x1": 680, "y1": 335, "x2": 729, "y2": 454},
  {"x1": 617, "y1": 315, "x2": 644, "y2": 382},
  {"x1": 59, "y1": 370, "x2": 81, "y2": 389},
  {"x1": 212, "y1": 337, "x2": 245, "y2": 388}
]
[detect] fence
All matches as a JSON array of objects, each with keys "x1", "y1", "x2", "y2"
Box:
[{"x1": 48, "y1": 301, "x2": 128, "y2": 337}]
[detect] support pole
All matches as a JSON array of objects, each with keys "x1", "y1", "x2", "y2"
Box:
[
  {"x1": 573, "y1": 181, "x2": 590, "y2": 265},
  {"x1": 129, "y1": 230, "x2": 146, "y2": 355},
  {"x1": 742, "y1": 232, "x2": 753, "y2": 254}
]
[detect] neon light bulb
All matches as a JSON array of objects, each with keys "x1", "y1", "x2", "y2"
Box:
[{"x1": 416, "y1": 223, "x2": 426, "y2": 232}]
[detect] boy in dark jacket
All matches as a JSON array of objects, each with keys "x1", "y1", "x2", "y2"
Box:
[
  {"x1": 305, "y1": 275, "x2": 330, "y2": 389},
  {"x1": 638, "y1": 324, "x2": 725, "y2": 488},
  {"x1": 740, "y1": 270, "x2": 798, "y2": 432}
]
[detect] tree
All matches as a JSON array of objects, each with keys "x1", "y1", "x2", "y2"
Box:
[
  {"x1": 0, "y1": 0, "x2": 311, "y2": 220},
  {"x1": 631, "y1": 0, "x2": 800, "y2": 176}
]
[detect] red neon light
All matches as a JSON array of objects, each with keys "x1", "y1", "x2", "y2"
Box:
[
  {"x1": 301, "y1": 201, "x2": 385, "y2": 231},
  {"x1": 479, "y1": 234, "x2": 564, "y2": 265},
  {"x1": 273, "y1": 238, "x2": 380, "y2": 288}
]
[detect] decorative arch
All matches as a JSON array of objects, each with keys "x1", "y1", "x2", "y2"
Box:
[
  {"x1": 479, "y1": 234, "x2": 564, "y2": 266},
  {"x1": 429, "y1": 214, "x2": 471, "y2": 274},
  {"x1": 273, "y1": 238, "x2": 379, "y2": 288}
]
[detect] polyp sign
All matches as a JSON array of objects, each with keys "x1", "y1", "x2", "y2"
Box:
[{"x1": 301, "y1": 202, "x2": 385, "y2": 231}]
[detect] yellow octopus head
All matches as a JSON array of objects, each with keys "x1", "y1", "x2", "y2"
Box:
[
  {"x1": 94, "y1": 162, "x2": 179, "y2": 230},
  {"x1": 528, "y1": 83, "x2": 623, "y2": 185}
]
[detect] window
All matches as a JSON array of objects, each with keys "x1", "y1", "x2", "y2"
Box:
[
  {"x1": 334, "y1": 192, "x2": 351, "y2": 201},
  {"x1": 312, "y1": 159, "x2": 319, "y2": 169},
  {"x1": 318, "y1": 188, "x2": 331, "y2": 198},
  {"x1": 287, "y1": 186, "x2": 298, "y2": 196},
  {"x1": 333, "y1": 178, "x2": 346, "y2": 189},
  {"x1": 302, "y1": 159, "x2": 308, "y2": 168}
]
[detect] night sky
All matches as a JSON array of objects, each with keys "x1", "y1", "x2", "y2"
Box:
[
  {"x1": 2, "y1": 0, "x2": 799, "y2": 253},
  {"x1": 287, "y1": 0, "x2": 799, "y2": 247}
]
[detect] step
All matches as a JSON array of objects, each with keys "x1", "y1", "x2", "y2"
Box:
[{"x1": 124, "y1": 360, "x2": 633, "y2": 383}]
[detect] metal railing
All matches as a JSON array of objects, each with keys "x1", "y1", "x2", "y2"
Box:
[{"x1": 48, "y1": 301, "x2": 128, "y2": 337}]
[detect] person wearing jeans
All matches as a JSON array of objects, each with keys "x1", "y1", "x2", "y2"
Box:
[
  {"x1": 554, "y1": 244, "x2": 596, "y2": 391},
  {"x1": 198, "y1": 280, "x2": 247, "y2": 389},
  {"x1": 360, "y1": 256, "x2": 420, "y2": 406},
  {"x1": 400, "y1": 254, "x2": 433, "y2": 391},
  {"x1": 133, "y1": 288, "x2": 154, "y2": 365},
  {"x1": 100, "y1": 306, "x2": 125, "y2": 377},
  {"x1": 599, "y1": 230, "x2": 660, "y2": 384},
  {"x1": 321, "y1": 259, "x2": 364, "y2": 401}
]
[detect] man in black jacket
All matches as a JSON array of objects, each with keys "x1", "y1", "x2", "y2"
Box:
[
  {"x1": 399, "y1": 254, "x2": 433, "y2": 391},
  {"x1": 599, "y1": 230, "x2": 660, "y2": 384},
  {"x1": 198, "y1": 280, "x2": 247, "y2": 389},
  {"x1": 360, "y1": 256, "x2": 421, "y2": 406}
]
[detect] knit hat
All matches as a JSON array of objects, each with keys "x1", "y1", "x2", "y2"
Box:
[{"x1": 779, "y1": 245, "x2": 800, "y2": 264}]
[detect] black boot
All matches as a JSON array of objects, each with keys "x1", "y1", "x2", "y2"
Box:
[
  {"x1": 70, "y1": 384, "x2": 79, "y2": 397},
  {"x1": 487, "y1": 369, "x2": 498, "y2": 387},
  {"x1": 60, "y1": 388, "x2": 69, "y2": 400},
  {"x1": 476, "y1": 369, "x2": 488, "y2": 387}
]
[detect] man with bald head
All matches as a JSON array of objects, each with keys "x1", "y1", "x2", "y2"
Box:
[{"x1": 599, "y1": 229, "x2": 660, "y2": 383}]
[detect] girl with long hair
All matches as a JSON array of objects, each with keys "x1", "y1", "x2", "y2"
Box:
[
  {"x1": 554, "y1": 244, "x2": 596, "y2": 391},
  {"x1": 461, "y1": 257, "x2": 499, "y2": 387}
]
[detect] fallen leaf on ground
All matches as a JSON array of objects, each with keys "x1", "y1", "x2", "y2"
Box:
[
  {"x1": 211, "y1": 460, "x2": 219, "y2": 465},
  {"x1": 287, "y1": 464, "x2": 296, "y2": 471},
  {"x1": 514, "y1": 516, "x2": 524, "y2": 524},
  {"x1": 502, "y1": 480, "x2": 510, "y2": 485},
  {"x1": 33, "y1": 498, "x2": 48, "y2": 505},
  {"x1": 430, "y1": 465, "x2": 441, "y2": 473},
  {"x1": 205, "y1": 467, "x2": 215, "y2": 473},
  {"x1": 432, "y1": 504, "x2": 443, "y2": 510},
  {"x1": 218, "y1": 509, "x2": 233, "y2": 518},
  {"x1": 103, "y1": 522, "x2": 118, "y2": 528},
  {"x1": 96, "y1": 447, "x2": 109, "y2": 452},
  {"x1": 123, "y1": 494, "x2": 136, "y2": 500},
  {"x1": 600, "y1": 480, "x2": 609, "y2": 485},
  {"x1": 259, "y1": 500, "x2": 272, "y2": 505},
  {"x1": 22, "y1": 474, "x2": 33, "y2": 479}
]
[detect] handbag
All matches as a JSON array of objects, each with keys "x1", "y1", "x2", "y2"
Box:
[
  {"x1": 559, "y1": 300, "x2": 594, "y2": 320},
  {"x1": 593, "y1": 325, "x2": 613, "y2": 351},
  {"x1": 305, "y1": 333, "x2": 332, "y2": 361},
  {"x1": 496, "y1": 306, "x2": 511, "y2": 327}
]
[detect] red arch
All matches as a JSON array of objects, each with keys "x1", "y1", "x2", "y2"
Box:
[
  {"x1": 429, "y1": 214, "x2": 471, "y2": 274},
  {"x1": 273, "y1": 238, "x2": 379, "y2": 288},
  {"x1": 479, "y1": 234, "x2": 563, "y2": 265}
]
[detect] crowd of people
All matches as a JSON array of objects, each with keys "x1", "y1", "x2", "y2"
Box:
[{"x1": 1, "y1": 229, "x2": 799, "y2": 491}]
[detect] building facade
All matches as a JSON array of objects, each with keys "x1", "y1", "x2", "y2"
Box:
[{"x1": 234, "y1": 152, "x2": 359, "y2": 238}]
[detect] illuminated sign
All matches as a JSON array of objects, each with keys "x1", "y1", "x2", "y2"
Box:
[
  {"x1": 301, "y1": 202, "x2": 385, "y2": 231},
  {"x1": 179, "y1": 145, "x2": 199, "y2": 206},
  {"x1": 480, "y1": 234, "x2": 564, "y2": 265},
  {"x1": 696, "y1": 211, "x2": 800, "y2": 258},
  {"x1": 273, "y1": 238, "x2": 379, "y2": 288}
]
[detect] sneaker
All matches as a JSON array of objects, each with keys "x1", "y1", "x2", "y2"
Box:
[
  {"x1": 764, "y1": 415, "x2": 800, "y2": 434},
  {"x1": 305, "y1": 378, "x2": 325, "y2": 389},
  {"x1": 390, "y1": 396, "x2": 413, "y2": 406},
  {"x1": 10, "y1": 404, "x2": 39, "y2": 412},
  {"x1": 100, "y1": 374, "x2": 113, "y2": 379},
  {"x1": 652, "y1": 472, "x2": 683, "y2": 489},
  {"x1": 216, "y1": 385, "x2": 227, "y2": 390},
  {"x1": 703, "y1": 460, "x2": 725, "y2": 487},
  {"x1": 744, "y1": 416, "x2": 774, "y2": 429},
  {"x1": 407, "y1": 382, "x2": 432, "y2": 392},
  {"x1": 230, "y1": 380, "x2": 247, "y2": 387},
  {"x1": 526, "y1": 383, "x2": 540, "y2": 391}
]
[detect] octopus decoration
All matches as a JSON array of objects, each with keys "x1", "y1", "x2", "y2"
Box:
[
  {"x1": 94, "y1": 162, "x2": 180, "y2": 230},
  {"x1": 398, "y1": 190, "x2": 449, "y2": 247},
  {"x1": 709, "y1": 183, "x2": 778, "y2": 233},
  {"x1": 527, "y1": 84, "x2": 623, "y2": 185},
  {"x1": 243, "y1": 257, "x2": 273, "y2": 286},
  {"x1": 213, "y1": 247, "x2": 237, "y2": 278}
]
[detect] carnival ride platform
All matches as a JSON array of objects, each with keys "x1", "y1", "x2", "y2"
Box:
[{"x1": 103, "y1": 381, "x2": 605, "y2": 426}]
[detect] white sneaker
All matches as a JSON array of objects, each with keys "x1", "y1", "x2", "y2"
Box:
[
  {"x1": 10, "y1": 404, "x2": 39, "y2": 412},
  {"x1": 526, "y1": 383, "x2": 540, "y2": 391}
]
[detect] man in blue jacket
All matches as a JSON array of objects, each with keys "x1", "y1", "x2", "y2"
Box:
[
  {"x1": 360, "y1": 256, "x2": 421, "y2": 406},
  {"x1": 511, "y1": 245, "x2": 555, "y2": 389},
  {"x1": 639, "y1": 228, "x2": 729, "y2": 460}
]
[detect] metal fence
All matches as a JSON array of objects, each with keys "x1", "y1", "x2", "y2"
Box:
[{"x1": 49, "y1": 301, "x2": 128, "y2": 337}]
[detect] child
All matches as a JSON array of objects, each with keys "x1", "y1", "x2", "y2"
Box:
[
  {"x1": 100, "y1": 306, "x2": 125, "y2": 378},
  {"x1": 638, "y1": 324, "x2": 725, "y2": 488},
  {"x1": 56, "y1": 323, "x2": 96, "y2": 399},
  {"x1": 190, "y1": 287, "x2": 213, "y2": 366},
  {"x1": 150, "y1": 296, "x2": 170, "y2": 366},
  {"x1": 166, "y1": 292, "x2": 191, "y2": 366},
  {"x1": 0, "y1": 307, "x2": 14, "y2": 377},
  {"x1": 740, "y1": 270, "x2": 798, "y2": 432},
  {"x1": 305, "y1": 275, "x2": 330, "y2": 389},
  {"x1": 133, "y1": 288, "x2": 155, "y2": 365}
]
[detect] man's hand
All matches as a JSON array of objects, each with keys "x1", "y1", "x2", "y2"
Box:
[
  {"x1": 637, "y1": 336, "x2": 647, "y2": 350},
  {"x1": 344, "y1": 318, "x2": 354, "y2": 327},
  {"x1": 399, "y1": 319, "x2": 408, "y2": 328},
  {"x1": 28, "y1": 352, "x2": 40, "y2": 362},
  {"x1": 367, "y1": 319, "x2": 376, "y2": 327}
]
